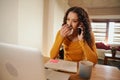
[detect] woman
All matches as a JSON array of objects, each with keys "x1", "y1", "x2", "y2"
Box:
[{"x1": 50, "y1": 6, "x2": 98, "y2": 64}]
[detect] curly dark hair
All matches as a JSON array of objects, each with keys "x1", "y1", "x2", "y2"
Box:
[{"x1": 63, "y1": 6, "x2": 93, "y2": 48}]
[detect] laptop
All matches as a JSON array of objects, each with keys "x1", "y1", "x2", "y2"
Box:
[{"x1": 0, "y1": 43, "x2": 46, "y2": 80}]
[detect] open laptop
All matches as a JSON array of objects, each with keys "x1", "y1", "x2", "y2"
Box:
[{"x1": 0, "y1": 43, "x2": 45, "y2": 80}]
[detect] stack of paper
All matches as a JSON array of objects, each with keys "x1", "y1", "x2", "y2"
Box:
[
  {"x1": 45, "y1": 69, "x2": 70, "y2": 80},
  {"x1": 44, "y1": 59, "x2": 77, "y2": 73}
]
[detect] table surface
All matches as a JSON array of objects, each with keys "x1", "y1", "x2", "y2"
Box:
[
  {"x1": 69, "y1": 64, "x2": 120, "y2": 80},
  {"x1": 105, "y1": 53, "x2": 120, "y2": 58},
  {"x1": 44, "y1": 57, "x2": 120, "y2": 80}
]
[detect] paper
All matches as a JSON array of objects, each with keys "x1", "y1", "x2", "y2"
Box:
[
  {"x1": 45, "y1": 69, "x2": 70, "y2": 80},
  {"x1": 44, "y1": 59, "x2": 77, "y2": 73}
]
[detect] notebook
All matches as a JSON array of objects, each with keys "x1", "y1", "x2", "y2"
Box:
[
  {"x1": 45, "y1": 69, "x2": 70, "y2": 80},
  {"x1": 44, "y1": 59, "x2": 77, "y2": 73},
  {"x1": 0, "y1": 43, "x2": 45, "y2": 80}
]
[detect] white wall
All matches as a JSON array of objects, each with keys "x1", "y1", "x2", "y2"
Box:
[
  {"x1": 0, "y1": 0, "x2": 44, "y2": 51},
  {"x1": 0, "y1": 0, "x2": 69, "y2": 57},
  {"x1": 42, "y1": 0, "x2": 54, "y2": 57},
  {"x1": 18, "y1": 0, "x2": 43, "y2": 50},
  {"x1": 53, "y1": 0, "x2": 70, "y2": 39},
  {"x1": 0, "y1": 0, "x2": 18, "y2": 44},
  {"x1": 42, "y1": 0, "x2": 70, "y2": 57}
]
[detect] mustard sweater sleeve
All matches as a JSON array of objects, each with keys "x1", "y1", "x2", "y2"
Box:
[
  {"x1": 79, "y1": 32, "x2": 98, "y2": 64},
  {"x1": 50, "y1": 30, "x2": 64, "y2": 59}
]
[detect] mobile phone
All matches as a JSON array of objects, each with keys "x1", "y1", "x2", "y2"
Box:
[{"x1": 78, "y1": 28, "x2": 81, "y2": 35}]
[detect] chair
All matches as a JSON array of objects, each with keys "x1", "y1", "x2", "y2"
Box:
[{"x1": 59, "y1": 47, "x2": 64, "y2": 59}]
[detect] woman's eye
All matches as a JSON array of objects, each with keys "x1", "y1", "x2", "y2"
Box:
[
  {"x1": 73, "y1": 21, "x2": 78, "y2": 23},
  {"x1": 67, "y1": 19, "x2": 70, "y2": 21}
]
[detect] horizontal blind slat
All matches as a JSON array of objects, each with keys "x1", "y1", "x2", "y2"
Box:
[{"x1": 92, "y1": 22, "x2": 106, "y2": 42}]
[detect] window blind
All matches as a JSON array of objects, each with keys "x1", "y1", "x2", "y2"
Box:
[
  {"x1": 91, "y1": 22, "x2": 107, "y2": 42},
  {"x1": 113, "y1": 23, "x2": 120, "y2": 44}
]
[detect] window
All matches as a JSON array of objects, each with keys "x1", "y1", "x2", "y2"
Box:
[
  {"x1": 110, "y1": 22, "x2": 120, "y2": 44},
  {"x1": 91, "y1": 22, "x2": 107, "y2": 42},
  {"x1": 91, "y1": 19, "x2": 120, "y2": 44}
]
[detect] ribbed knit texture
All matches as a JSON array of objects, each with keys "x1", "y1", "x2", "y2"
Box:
[{"x1": 50, "y1": 30, "x2": 98, "y2": 64}]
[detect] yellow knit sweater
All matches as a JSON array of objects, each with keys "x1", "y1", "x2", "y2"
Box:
[{"x1": 50, "y1": 30, "x2": 98, "y2": 64}]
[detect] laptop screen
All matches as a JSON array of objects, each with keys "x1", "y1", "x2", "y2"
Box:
[{"x1": 0, "y1": 43, "x2": 45, "y2": 80}]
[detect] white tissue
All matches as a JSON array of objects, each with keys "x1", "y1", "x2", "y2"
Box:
[{"x1": 68, "y1": 29, "x2": 73, "y2": 36}]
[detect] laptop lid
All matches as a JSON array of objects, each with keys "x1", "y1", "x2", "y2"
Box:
[{"x1": 0, "y1": 43, "x2": 45, "y2": 80}]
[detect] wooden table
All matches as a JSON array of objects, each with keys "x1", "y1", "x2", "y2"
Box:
[
  {"x1": 44, "y1": 57, "x2": 120, "y2": 80},
  {"x1": 104, "y1": 53, "x2": 120, "y2": 65},
  {"x1": 69, "y1": 64, "x2": 120, "y2": 80}
]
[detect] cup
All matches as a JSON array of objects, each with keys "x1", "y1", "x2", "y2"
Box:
[{"x1": 79, "y1": 60, "x2": 93, "y2": 79}]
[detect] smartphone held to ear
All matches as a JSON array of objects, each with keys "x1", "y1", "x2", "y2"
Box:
[{"x1": 78, "y1": 28, "x2": 82, "y2": 35}]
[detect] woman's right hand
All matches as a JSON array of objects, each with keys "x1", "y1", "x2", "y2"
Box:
[{"x1": 60, "y1": 24, "x2": 72, "y2": 38}]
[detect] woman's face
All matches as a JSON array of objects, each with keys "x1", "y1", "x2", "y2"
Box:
[{"x1": 66, "y1": 11, "x2": 79, "y2": 30}]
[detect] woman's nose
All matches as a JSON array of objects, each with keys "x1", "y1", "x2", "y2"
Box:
[{"x1": 67, "y1": 21, "x2": 72, "y2": 27}]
